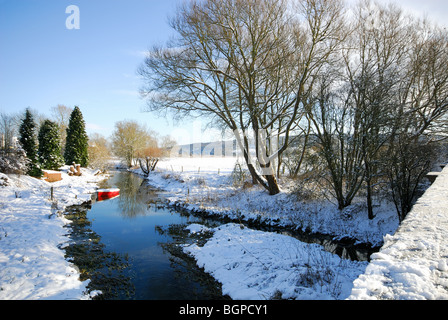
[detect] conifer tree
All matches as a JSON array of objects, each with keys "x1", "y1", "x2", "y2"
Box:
[
  {"x1": 38, "y1": 120, "x2": 64, "y2": 170},
  {"x1": 64, "y1": 106, "x2": 89, "y2": 167},
  {"x1": 19, "y1": 108, "x2": 42, "y2": 177}
]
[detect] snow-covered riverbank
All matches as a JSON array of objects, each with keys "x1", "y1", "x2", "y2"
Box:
[
  {"x1": 2, "y1": 155, "x2": 446, "y2": 300},
  {"x1": 132, "y1": 157, "x2": 401, "y2": 299},
  {"x1": 183, "y1": 223, "x2": 368, "y2": 300},
  {"x1": 0, "y1": 168, "x2": 105, "y2": 300},
  {"x1": 138, "y1": 156, "x2": 448, "y2": 300},
  {"x1": 138, "y1": 156, "x2": 400, "y2": 247}
]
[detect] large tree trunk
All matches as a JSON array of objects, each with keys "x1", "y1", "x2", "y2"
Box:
[
  {"x1": 264, "y1": 170, "x2": 281, "y2": 195},
  {"x1": 234, "y1": 129, "x2": 281, "y2": 195}
]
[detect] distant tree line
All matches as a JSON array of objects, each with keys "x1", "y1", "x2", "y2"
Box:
[
  {"x1": 0, "y1": 106, "x2": 89, "y2": 176},
  {"x1": 138, "y1": 0, "x2": 448, "y2": 221},
  {"x1": 1, "y1": 106, "x2": 176, "y2": 178}
]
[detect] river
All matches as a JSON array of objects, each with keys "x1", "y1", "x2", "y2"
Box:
[
  {"x1": 64, "y1": 170, "x2": 376, "y2": 300},
  {"x1": 64, "y1": 170, "x2": 227, "y2": 300}
]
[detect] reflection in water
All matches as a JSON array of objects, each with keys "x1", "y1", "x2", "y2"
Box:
[
  {"x1": 64, "y1": 204, "x2": 135, "y2": 300},
  {"x1": 99, "y1": 171, "x2": 162, "y2": 218},
  {"x1": 65, "y1": 170, "x2": 227, "y2": 300}
]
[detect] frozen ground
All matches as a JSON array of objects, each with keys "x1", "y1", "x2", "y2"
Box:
[{"x1": 0, "y1": 168, "x2": 105, "y2": 300}]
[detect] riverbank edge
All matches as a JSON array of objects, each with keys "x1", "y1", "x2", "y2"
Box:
[
  {"x1": 167, "y1": 200, "x2": 381, "y2": 261},
  {"x1": 125, "y1": 166, "x2": 386, "y2": 261}
]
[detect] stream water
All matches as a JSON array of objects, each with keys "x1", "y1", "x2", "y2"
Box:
[
  {"x1": 64, "y1": 170, "x2": 226, "y2": 300},
  {"x1": 64, "y1": 170, "x2": 376, "y2": 300}
]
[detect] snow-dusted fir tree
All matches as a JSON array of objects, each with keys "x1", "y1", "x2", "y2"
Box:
[
  {"x1": 18, "y1": 108, "x2": 42, "y2": 177},
  {"x1": 0, "y1": 146, "x2": 30, "y2": 175},
  {"x1": 38, "y1": 120, "x2": 64, "y2": 170},
  {"x1": 64, "y1": 106, "x2": 89, "y2": 167}
]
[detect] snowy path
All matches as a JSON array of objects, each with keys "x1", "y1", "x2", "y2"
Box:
[{"x1": 349, "y1": 166, "x2": 448, "y2": 300}]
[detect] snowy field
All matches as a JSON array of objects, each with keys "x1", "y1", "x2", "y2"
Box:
[
  {"x1": 0, "y1": 168, "x2": 105, "y2": 300},
  {"x1": 1, "y1": 155, "x2": 447, "y2": 300}
]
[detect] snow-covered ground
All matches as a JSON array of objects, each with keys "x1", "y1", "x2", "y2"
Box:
[
  {"x1": 349, "y1": 166, "x2": 448, "y2": 300},
  {"x1": 183, "y1": 223, "x2": 368, "y2": 300},
  {"x1": 137, "y1": 156, "x2": 448, "y2": 300},
  {"x1": 1, "y1": 155, "x2": 447, "y2": 300},
  {"x1": 0, "y1": 168, "x2": 106, "y2": 300},
  {"x1": 139, "y1": 156, "x2": 399, "y2": 247}
]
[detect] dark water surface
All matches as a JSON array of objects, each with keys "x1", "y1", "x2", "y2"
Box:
[{"x1": 66, "y1": 170, "x2": 225, "y2": 300}]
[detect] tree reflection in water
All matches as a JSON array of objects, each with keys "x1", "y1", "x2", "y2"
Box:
[
  {"x1": 98, "y1": 171, "x2": 162, "y2": 218},
  {"x1": 65, "y1": 170, "x2": 228, "y2": 300}
]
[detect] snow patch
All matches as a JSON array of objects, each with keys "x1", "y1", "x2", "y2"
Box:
[
  {"x1": 184, "y1": 223, "x2": 368, "y2": 300},
  {"x1": 0, "y1": 167, "x2": 106, "y2": 300}
]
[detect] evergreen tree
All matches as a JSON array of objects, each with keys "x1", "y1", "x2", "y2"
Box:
[
  {"x1": 38, "y1": 120, "x2": 64, "y2": 170},
  {"x1": 64, "y1": 106, "x2": 89, "y2": 167},
  {"x1": 18, "y1": 108, "x2": 42, "y2": 177}
]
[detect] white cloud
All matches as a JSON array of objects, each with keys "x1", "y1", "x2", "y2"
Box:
[
  {"x1": 345, "y1": 0, "x2": 448, "y2": 27},
  {"x1": 125, "y1": 49, "x2": 149, "y2": 58},
  {"x1": 399, "y1": 0, "x2": 448, "y2": 27}
]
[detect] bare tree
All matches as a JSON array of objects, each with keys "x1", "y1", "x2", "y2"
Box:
[
  {"x1": 88, "y1": 133, "x2": 111, "y2": 171},
  {"x1": 0, "y1": 112, "x2": 18, "y2": 151},
  {"x1": 51, "y1": 104, "x2": 73, "y2": 151},
  {"x1": 308, "y1": 1, "x2": 448, "y2": 219},
  {"x1": 385, "y1": 18, "x2": 448, "y2": 221},
  {"x1": 343, "y1": 1, "x2": 413, "y2": 218},
  {"x1": 139, "y1": 0, "x2": 345, "y2": 195},
  {"x1": 307, "y1": 72, "x2": 367, "y2": 210},
  {"x1": 159, "y1": 135, "x2": 177, "y2": 157},
  {"x1": 111, "y1": 120, "x2": 158, "y2": 168}
]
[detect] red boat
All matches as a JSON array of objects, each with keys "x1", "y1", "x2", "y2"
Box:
[{"x1": 96, "y1": 188, "x2": 120, "y2": 201}]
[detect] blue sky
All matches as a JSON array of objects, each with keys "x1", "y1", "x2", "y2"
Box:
[
  {"x1": 0, "y1": 0, "x2": 185, "y2": 139},
  {"x1": 1, "y1": 0, "x2": 447, "y2": 144}
]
